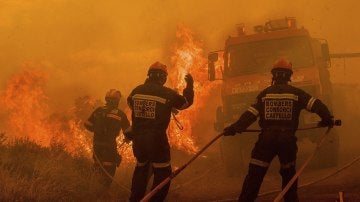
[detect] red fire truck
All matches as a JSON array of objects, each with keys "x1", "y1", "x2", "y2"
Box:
[{"x1": 208, "y1": 17, "x2": 340, "y2": 176}]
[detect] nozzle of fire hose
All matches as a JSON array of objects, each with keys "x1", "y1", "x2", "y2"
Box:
[
  {"x1": 334, "y1": 119, "x2": 341, "y2": 126},
  {"x1": 318, "y1": 118, "x2": 341, "y2": 128}
]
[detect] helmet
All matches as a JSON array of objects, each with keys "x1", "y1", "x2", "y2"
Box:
[
  {"x1": 271, "y1": 57, "x2": 293, "y2": 74},
  {"x1": 271, "y1": 58, "x2": 293, "y2": 85},
  {"x1": 148, "y1": 61, "x2": 168, "y2": 75},
  {"x1": 105, "y1": 89, "x2": 121, "y2": 102}
]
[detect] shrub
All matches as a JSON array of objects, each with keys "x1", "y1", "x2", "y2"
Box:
[{"x1": 0, "y1": 138, "x2": 128, "y2": 201}]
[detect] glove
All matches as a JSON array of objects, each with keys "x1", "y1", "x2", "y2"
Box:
[
  {"x1": 318, "y1": 117, "x2": 334, "y2": 128},
  {"x1": 115, "y1": 153, "x2": 122, "y2": 167},
  {"x1": 184, "y1": 74, "x2": 194, "y2": 88},
  {"x1": 123, "y1": 127, "x2": 134, "y2": 141},
  {"x1": 223, "y1": 125, "x2": 239, "y2": 136}
]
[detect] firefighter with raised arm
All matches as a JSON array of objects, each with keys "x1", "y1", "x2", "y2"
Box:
[
  {"x1": 84, "y1": 89, "x2": 130, "y2": 188},
  {"x1": 223, "y1": 58, "x2": 335, "y2": 202},
  {"x1": 126, "y1": 61, "x2": 194, "y2": 202}
]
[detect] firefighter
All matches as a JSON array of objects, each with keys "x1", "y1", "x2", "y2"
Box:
[
  {"x1": 223, "y1": 58, "x2": 335, "y2": 202},
  {"x1": 126, "y1": 61, "x2": 194, "y2": 202},
  {"x1": 84, "y1": 89, "x2": 130, "y2": 188}
]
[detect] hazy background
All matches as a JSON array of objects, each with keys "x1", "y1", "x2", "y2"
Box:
[
  {"x1": 1, "y1": 1, "x2": 360, "y2": 199},
  {"x1": 1, "y1": 0, "x2": 360, "y2": 111}
]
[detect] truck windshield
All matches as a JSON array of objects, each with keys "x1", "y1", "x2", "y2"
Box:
[{"x1": 226, "y1": 36, "x2": 314, "y2": 76}]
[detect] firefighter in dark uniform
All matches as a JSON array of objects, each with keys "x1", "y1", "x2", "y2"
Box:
[
  {"x1": 223, "y1": 58, "x2": 335, "y2": 202},
  {"x1": 84, "y1": 89, "x2": 130, "y2": 188},
  {"x1": 126, "y1": 61, "x2": 194, "y2": 202}
]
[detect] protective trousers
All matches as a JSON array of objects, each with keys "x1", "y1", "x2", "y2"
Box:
[
  {"x1": 94, "y1": 160, "x2": 116, "y2": 188},
  {"x1": 130, "y1": 162, "x2": 172, "y2": 202},
  {"x1": 239, "y1": 130, "x2": 299, "y2": 202},
  {"x1": 130, "y1": 131, "x2": 172, "y2": 202},
  {"x1": 93, "y1": 144, "x2": 120, "y2": 188}
]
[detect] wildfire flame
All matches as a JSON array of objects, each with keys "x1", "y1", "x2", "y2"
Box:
[
  {"x1": 167, "y1": 25, "x2": 220, "y2": 154},
  {"x1": 1, "y1": 69, "x2": 51, "y2": 144},
  {"x1": 0, "y1": 68, "x2": 92, "y2": 156}
]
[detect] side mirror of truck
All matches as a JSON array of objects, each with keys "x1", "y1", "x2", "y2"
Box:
[
  {"x1": 208, "y1": 52, "x2": 218, "y2": 81},
  {"x1": 321, "y1": 43, "x2": 330, "y2": 62}
]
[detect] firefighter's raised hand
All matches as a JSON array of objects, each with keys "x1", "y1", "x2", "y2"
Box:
[
  {"x1": 223, "y1": 125, "x2": 238, "y2": 136},
  {"x1": 185, "y1": 74, "x2": 194, "y2": 88}
]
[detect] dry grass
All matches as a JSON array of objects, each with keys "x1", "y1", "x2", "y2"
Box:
[{"x1": 0, "y1": 133, "x2": 128, "y2": 201}]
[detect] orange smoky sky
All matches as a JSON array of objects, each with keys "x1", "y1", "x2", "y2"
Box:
[{"x1": 1, "y1": 0, "x2": 360, "y2": 110}]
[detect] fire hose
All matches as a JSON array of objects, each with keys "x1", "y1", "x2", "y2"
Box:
[
  {"x1": 171, "y1": 163, "x2": 223, "y2": 191},
  {"x1": 140, "y1": 132, "x2": 224, "y2": 202},
  {"x1": 172, "y1": 112, "x2": 184, "y2": 130},
  {"x1": 93, "y1": 141, "x2": 131, "y2": 193},
  {"x1": 273, "y1": 119, "x2": 341, "y2": 202},
  {"x1": 140, "y1": 123, "x2": 340, "y2": 202}
]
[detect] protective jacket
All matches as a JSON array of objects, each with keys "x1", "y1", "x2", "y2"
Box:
[
  {"x1": 85, "y1": 106, "x2": 130, "y2": 147},
  {"x1": 127, "y1": 80, "x2": 194, "y2": 133},
  {"x1": 230, "y1": 84, "x2": 332, "y2": 132}
]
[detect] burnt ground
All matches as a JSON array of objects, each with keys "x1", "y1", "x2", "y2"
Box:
[{"x1": 165, "y1": 142, "x2": 360, "y2": 202}]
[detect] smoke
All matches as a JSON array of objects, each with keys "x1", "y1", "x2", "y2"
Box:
[
  {"x1": 1, "y1": 0, "x2": 360, "y2": 93},
  {"x1": 0, "y1": 0, "x2": 169, "y2": 109},
  {"x1": 1, "y1": 0, "x2": 360, "y2": 149}
]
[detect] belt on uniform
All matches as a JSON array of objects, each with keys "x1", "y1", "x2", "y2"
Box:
[
  {"x1": 262, "y1": 127, "x2": 295, "y2": 132},
  {"x1": 133, "y1": 129, "x2": 167, "y2": 135},
  {"x1": 94, "y1": 142, "x2": 117, "y2": 147}
]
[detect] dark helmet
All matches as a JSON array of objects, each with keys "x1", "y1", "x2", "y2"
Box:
[
  {"x1": 147, "y1": 61, "x2": 168, "y2": 85},
  {"x1": 271, "y1": 57, "x2": 293, "y2": 84},
  {"x1": 105, "y1": 89, "x2": 121, "y2": 103}
]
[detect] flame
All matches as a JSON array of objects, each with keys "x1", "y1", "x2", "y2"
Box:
[
  {"x1": 0, "y1": 68, "x2": 93, "y2": 156},
  {"x1": 1, "y1": 69, "x2": 51, "y2": 145},
  {"x1": 167, "y1": 25, "x2": 220, "y2": 154}
]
